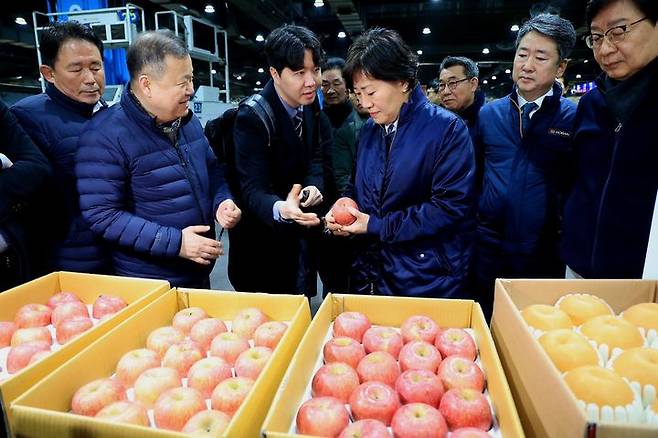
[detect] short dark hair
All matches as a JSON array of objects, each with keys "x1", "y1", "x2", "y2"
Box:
[
  {"x1": 265, "y1": 25, "x2": 324, "y2": 73},
  {"x1": 127, "y1": 30, "x2": 188, "y2": 81},
  {"x1": 587, "y1": 0, "x2": 658, "y2": 26},
  {"x1": 428, "y1": 78, "x2": 440, "y2": 92},
  {"x1": 40, "y1": 21, "x2": 104, "y2": 68},
  {"x1": 516, "y1": 13, "x2": 577, "y2": 60},
  {"x1": 344, "y1": 28, "x2": 418, "y2": 90},
  {"x1": 439, "y1": 56, "x2": 479, "y2": 79},
  {"x1": 322, "y1": 57, "x2": 345, "y2": 72}
]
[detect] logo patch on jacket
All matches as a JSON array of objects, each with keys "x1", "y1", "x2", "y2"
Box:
[{"x1": 548, "y1": 128, "x2": 571, "y2": 139}]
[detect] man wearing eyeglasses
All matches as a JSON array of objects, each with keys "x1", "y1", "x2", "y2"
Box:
[
  {"x1": 562, "y1": 0, "x2": 658, "y2": 280},
  {"x1": 472, "y1": 14, "x2": 577, "y2": 320}
]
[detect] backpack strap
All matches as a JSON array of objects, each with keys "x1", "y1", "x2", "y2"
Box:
[{"x1": 242, "y1": 94, "x2": 276, "y2": 148}]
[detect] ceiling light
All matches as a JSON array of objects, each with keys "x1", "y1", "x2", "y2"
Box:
[
  {"x1": 211, "y1": 69, "x2": 216, "y2": 74},
  {"x1": 417, "y1": 50, "x2": 423, "y2": 55},
  {"x1": 256, "y1": 81, "x2": 261, "y2": 85},
  {"x1": 258, "y1": 67, "x2": 264, "y2": 73},
  {"x1": 505, "y1": 69, "x2": 511, "y2": 74},
  {"x1": 576, "y1": 74, "x2": 582, "y2": 79},
  {"x1": 204, "y1": 5, "x2": 215, "y2": 13},
  {"x1": 584, "y1": 59, "x2": 589, "y2": 63},
  {"x1": 422, "y1": 27, "x2": 431, "y2": 35},
  {"x1": 15, "y1": 17, "x2": 27, "y2": 25},
  {"x1": 255, "y1": 34, "x2": 264, "y2": 42},
  {"x1": 338, "y1": 31, "x2": 346, "y2": 39},
  {"x1": 483, "y1": 80, "x2": 488, "y2": 84},
  {"x1": 510, "y1": 24, "x2": 520, "y2": 32},
  {"x1": 492, "y1": 75, "x2": 497, "y2": 80},
  {"x1": 236, "y1": 75, "x2": 242, "y2": 80},
  {"x1": 314, "y1": 0, "x2": 324, "y2": 7},
  {"x1": 482, "y1": 48, "x2": 490, "y2": 54}
]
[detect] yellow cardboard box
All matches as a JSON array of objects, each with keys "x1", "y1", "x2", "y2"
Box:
[
  {"x1": 1, "y1": 272, "x2": 169, "y2": 428},
  {"x1": 263, "y1": 293, "x2": 524, "y2": 437},
  {"x1": 491, "y1": 278, "x2": 658, "y2": 438},
  {"x1": 11, "y1": 288, "x2": 311, "y2": 438}
]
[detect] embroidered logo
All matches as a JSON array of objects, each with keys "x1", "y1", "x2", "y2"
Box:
[{"x1": 548, "y1": 128, "x2": 571, "y2": 139}]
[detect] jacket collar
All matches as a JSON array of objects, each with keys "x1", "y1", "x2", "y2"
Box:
[
  {"x1": 45, "y1": 82, "x2": 98, "y2": 118},
  {"x1": 386, "y1": 83, "x2": 427, "y2": 129},
  {"x1": 461, "y1": 89, "x2": 485, "y2": 126},
  {"x1": 508, "y1": 81, "x2": 562, "y2": 112},
  {"x1": 121, "y1": 85, "x2": 192, "y2": 134}
]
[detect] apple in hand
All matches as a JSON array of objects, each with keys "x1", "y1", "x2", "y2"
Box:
[
  {"x1": 451, "y1": 428, "x2": 493, "y2": 437},
  {"x1": 172, "y1": 307, "x2": 209, "y2": 335},
  {"x1": 323, "y1": 336, "x2": 366, "y2": 368},
  {"x1": 0, "y1": 321, "x2": 17, "y2": 347},
  {"x1": 56, "y1": 316, "x2": 93, "y2": 344},
  {"x1": 296, "y1": 396, "x2": 350, "y2": 437},
  {"x1": 11, "y1": 326, "x2": 52, "y2": 346},
  {"x1": 14, "y1": 303, "x2": 52, "y2": 328},
  {"x1": 182, "y1": 409, "x2": 231, "y2": 435},
  {"x1": 71, "y1": 378, "x2": 126, "y2": 417},
  {"x1": 190, "y1": 318, "x2": 228, "y2": 350},
  {"x1": 332, "y1": 197, "x2": 359, "y2": 226},
  {"x1": 439, "y1": 388, "x2": 492, "y2": 431},
  {"x1": 92, "y1": 295, "x2": 127, "y2": 319},
  {"x1": 210, "y1": 332, "x2": 250, "y2": 366},
  {"x1": 52, "y1": 301, "x2": 89, "y2": 327},
  {"x1": 153, "y1": 387, "x2": 206, "y2": 431},
  {"x1": 115, "y1": 348, "x2": 161, "y2": 387},
  {"x1": 362, "y1": 326, "x2": 404, "y2": 359},
  {"x1": 47, "y1": 291, "x2": 81, "y2": 309},
  {"x1": 6, "y1": 341, "x2": 50, "y2": 373},
  {"x1": 437, "y1": 356, "x2": 485, "y2": 392},
  {"x1": 401, "y1": 315, "x2": 440, "y2": 344},
  {"x1": 211, "y1": 376, "x2": 255, "y2": 416},
  {"x1": 95, "y1": 401, "x2": 149, "y2": 426},
  {"x1": 146, "y1": 326, "x2": 185, "y2": 358},
  {"x1": 163, "y1": 339, "x2": 205, "y2": 378},
  {"x1": 395, "y1": 369, "x2": 445, "y2": 407},
  {"x1": 234, "y1": 346, "x2": 273, "y2": 380},
  {"x1": 399, "y1": 341, "x2": 442, "y2": 373},
  {"x1": 349, "y1": 381, "x2": 401, "y2": 426},
  {"x1": 134, "y1": 367, "x2": 181, "y2": 408},
  {"x1": 187, "y1": 357, "x2": 233, "y2": 398},
  {"x1": 391, "y1": 403, "x2": 448, "y2": 438},
  {"x1": 254, "y1": 321, "x2": 288, "y2": 349},
  {"x1": 338, "y1": 419, "x2": 391, "y2": 438},
  {"x1": 232, "y1": 307, "x2": 269, "y2": 340},
  {"x1": 312, "y1": 362, "x2": 360, "y2": 403},
  {"x1": 435, "y1": 328, "x2": 477, "y2": 361},
  {"x1": 356, "y1": 351, "x2": 400, "y2": 387},
  {"x1": 333, "y1": 311, "x2": 371, "y2": 342}
]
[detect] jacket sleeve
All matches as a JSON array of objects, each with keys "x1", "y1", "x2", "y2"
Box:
[
  {"x1": 205, "y1": 140, "x2": 232, "y2": 216},
  {"x1": 367, "y1": 118, "x2": 476, "y2": 243},
  {"x1": 332, "y1": 121, "x2": 356, "y2": 194},
  {"x1": 303, "y1": 111, "x2": 328, "y2": 192},
  {"x1": 76, "y1": 130, "x2": 182, "y2": 258}
]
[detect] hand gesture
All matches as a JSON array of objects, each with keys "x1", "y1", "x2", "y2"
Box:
[
  {"x1": 279, "y1": 184, "x2": 320, "y2": 227},
  {"x1": 338, "y1": 208, "x2": 369, "y2": 235},
  {"x1": 216, "y1": 199, "x2": 242, "y2": 229},
  {"x1": 300, "y1": 185, "x2": 323, "y2": 207},
  {"x1": 179, "y1": 225, "x2": 223, "y2": 265}
]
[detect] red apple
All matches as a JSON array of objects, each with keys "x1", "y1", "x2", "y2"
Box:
[
  {"x1": 391, "y1": 403, "x2": 448, "y2": 438},
  {"x1": 323, "y1": 336, "x2": 366, "y2": 368},
  {"x1": 437, "y1": 356, "x2": 485, "y2": 392},
  {"x1": 210, "y1": 332, "x2": 250, "y2": 366},
  {"x1": 435, "y1": 328, "x2": 477, "y2": 361},
  {"x1": 332, "y1": 197, "x2": 359, "y2": 226},
  {"x1": 71, "y1": 378, "x2": 127, "y2": 417},
  {"x1": 232, "y1": 307, "x2": 269, "y2": 340},
  {"x1": 134, "y1": 367, "x2": 181, "y2": 408},
  {"x1": 401, "y1": 315, "x2": 440, "y2": 344},
  {"x1": 395, "y1": 369, "x2": 445, "y2": 407},
  {"x1": 56, "y1": 316, "x2": 93, "y2": 344},
  {"x1": 182, "y1": 409, "x2": 231, "y2": 435},
  {"x1": 187, "y1": 357, "x2": 233, "y2": 398},
  {"x1": 338, "y1": 419, "x2": 391, "y2": 438},
  {"x1": 95, "y1": 401, "x2": 149, "y2": 426},
  {"x1": 153, "y1": 387, "x2": 206, "y2": 431},
  {"x1": 14, "y1": 303, "x2": 52, "y2": 328},
  {"x1": 6, "y1": 341, "x2": 50, "y2": 373},
  {"x1": 234, "y1": 346, "x2": 273, "y2": 380},
  {"x1": 115, "y1": 348, "x2": 161, "y2": 387},
  {"x1": 146, "y1": 326, "x2": 185, "y2": 358},
  {"x1": 362, "y1": 326, "x2": 404, "y2": 359},
  {"x1": 27, "y1": 349, "x2": 51, "y2": 366},
  {"x1": 439, "y1": 388, "x2": 492, "y2": 431},
  {"x1": 190, "y1": 317, "x2": 228, "y2": 350},
  {"x1": 11, "y1": 326, "x2": 52, "y2": 346},
  {"x1": 163, "y1": 339, "x2": 205, "y2": 378},
  {"x1": 399, "y1": 341, "x2": 442, "y2": 373},
  {"x1": 312, "y1": 362, "x2": 360, "y2": 403},
  {"x1": 211, "y1": 376, "x2": 255, "y2": 416},
  {"x1": 451, "y1": 428, "x2": 493, "y2": 437},
  {"x1": 356, "y1": 351, "x2": 400, "y2": 387},
  {"x1": 47, "y1": 291, "x2": 81, "y2": 309},
  {"x1": 253, "y1": 321, "x2": 288, "y2": 349},
  {"x1": 92, "y1": 294, "x2": 127, "y2": 319},
  {"x1": 172, "y1": 307, "x2": 209, "y2": 335},
  {"x1": 333, "y1": 311, "x2": 371, "y2": 342},
  {"x1": 296, "y1": 396, "x2": 350, "y2": 437},
  {"x1": 0, "y1": 321, "x2": 17, "y2": 347},
  {"x1": 349, "y1": 381, "x2": 401, "y2": 426},
  {"x1": 51, "y1": 301, "x2": 89, "y2": 327}
]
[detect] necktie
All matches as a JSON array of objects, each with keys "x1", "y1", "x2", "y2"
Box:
[
  {"x1": 521, "y1": 102, "x2": 538, "y2": 136},
  {"x1": 293, "y1": 110, "x2": 303, "y2": 140},
  {"x1": 385, "y1": 124, "x2": 396, "y2": 150}
]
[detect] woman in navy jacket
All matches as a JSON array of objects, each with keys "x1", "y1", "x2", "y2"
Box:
[{"x1": 326, "y1": 28, "x2": 476, "y2": 298}]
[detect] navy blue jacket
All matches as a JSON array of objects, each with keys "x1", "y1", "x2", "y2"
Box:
[
  {"x1": 75, "y1": 88, "x2": 231, "y2": 287},
  {"x1": 476, "y1": 83, "x2": 576, "y2": 256},
  {"x1": 11, "y1": 84, "x2": 111, "y2": 274},
  {"x1": 562, "y1": 61, "x2": 658, "y2": 278},
  {"x1": 349, "y1": 85, "x2": 475, "y2": 298}
]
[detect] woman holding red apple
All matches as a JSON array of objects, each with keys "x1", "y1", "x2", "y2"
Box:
[{"x1": 326, "y1": 28, "x2": 476, "y2": 298}]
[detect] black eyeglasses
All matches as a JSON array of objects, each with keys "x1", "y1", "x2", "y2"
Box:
[
  {"x1": 438, "y1": 77, "x2": 470, "y2": 92},
  {"x1": 585, "y1": 17, "x2": 648, "y2": 49}
]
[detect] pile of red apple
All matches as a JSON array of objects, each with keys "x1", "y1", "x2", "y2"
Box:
[
  {"x1": 0, "y1": 292, "x2": 127, "y2": 376},
  {"x1": 296, "y1": 312, "x2": 494, "y2": 437},
  {"x1": 68, "y1": 306, "x2": 288, "y2": 435}
]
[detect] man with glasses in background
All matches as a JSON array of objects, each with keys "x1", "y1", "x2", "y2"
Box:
[{"x1": 562, "y1": 0, "x2": 658, "y2": 280}]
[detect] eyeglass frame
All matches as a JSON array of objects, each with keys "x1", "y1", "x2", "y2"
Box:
[
  {"x1": 585, "y1": 16, "x2": 648, "y2": 49},
  {"x1": 437, "y1": 77, "x2": 472, "y2": 92}
]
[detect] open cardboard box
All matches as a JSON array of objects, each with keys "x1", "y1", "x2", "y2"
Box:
[
  {"x1": 262, "y1": 293, "x2": 524, "y2": 437},
  {"x1": 491, "y1": 278, "x2": 658, "y2": 438},
  {"x1": 0, "y1": 272, "x2": 169, "y2": 431},
  {"x1": 10, "y1": 287, "x2": 311, "y2": 438}
]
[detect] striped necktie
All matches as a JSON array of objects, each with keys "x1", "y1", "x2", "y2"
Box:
[
  {"x1": 293, "y1": 109, "x2": 303, "y2": 140},
  {"x1": 385, "y1": 124, "x2": 396, "y2": 150}
]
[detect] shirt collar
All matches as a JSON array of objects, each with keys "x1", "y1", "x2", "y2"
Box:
[
  {"x1": 276, "y1": 92, "x2": 303, "y2": 119},
  {"x1": 517, "y1": 84, "x2": 554, "y2": 109},
  {"x1": 384, "y1": 119, "x2": 398, "y2": 133}
]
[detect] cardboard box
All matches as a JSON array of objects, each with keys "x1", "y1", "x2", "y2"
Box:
[
  {"x1": 10, "y1": 288, "x2": 311, "y2": 438},
  {"x1": 262, "y1": 293, "x2": 524, "y2": 437},
  {"x1": 491, "y1": 279, "x2": 658, "y2": 438},
  {"x1": 0, "y1": 272, "x2": 169, "y2": 429}
]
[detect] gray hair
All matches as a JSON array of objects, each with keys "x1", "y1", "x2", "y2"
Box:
[
  {"x1": 127, "y1": 30, "x2": 189, "y2": 80},
  {"x1": 439, "y1": 56, "x2": 479, "y2": 79},
  {"x1": 515, "y1": 13, "x2": 576, "y2": 60}
]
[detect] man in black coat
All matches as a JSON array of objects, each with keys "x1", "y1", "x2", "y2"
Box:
[{"x1": 229, "y1": 25, "x2": 331, "y2": 296}]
